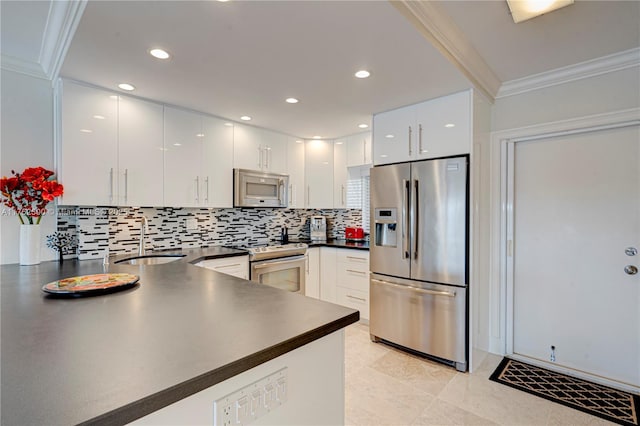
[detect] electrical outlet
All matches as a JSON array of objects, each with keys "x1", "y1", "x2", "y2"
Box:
[
  {"x1": 214, "y1": 368, "x2": 287, "y2": 426},
  {"x1": 186, "y1": 218, "x2": 198, "y2": 230}
]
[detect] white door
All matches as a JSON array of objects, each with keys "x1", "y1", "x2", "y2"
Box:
[
  {"x1": 304, "y1": 139, "x2": 334, "y2": 209},
  {"x1": 202, "y1": 116, "x2": 233, "y2": 207},
  {"x1": 372, "y1": 104, "x2": 415, "y2": 165},
  {"x1": 510, "y1": 124, "x2": 639, "y2": 389}
]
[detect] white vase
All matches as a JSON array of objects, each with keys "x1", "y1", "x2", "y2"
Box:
[{"x1": 20, "y1": 224, "x2": 41, "y2": 265}]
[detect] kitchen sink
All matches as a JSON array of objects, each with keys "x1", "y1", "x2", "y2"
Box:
[{"x1": 114, "y1": 254, "x2": 186, "y2": 265}]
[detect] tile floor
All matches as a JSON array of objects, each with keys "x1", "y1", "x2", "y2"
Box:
[{"x1": 344, "y1": 322, "x2": 615, "y2": 426}]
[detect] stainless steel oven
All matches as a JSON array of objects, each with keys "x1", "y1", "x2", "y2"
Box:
[{"x1": 247, "y1": 243, "x2": 307, "y2": 294}]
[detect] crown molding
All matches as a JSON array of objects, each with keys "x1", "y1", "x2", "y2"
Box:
[
  {"x1": 390, "y1": 0, "x2": 501, "y2": 103},
  {"x1": 0, "y1": 54, "x2": 47, "y2": 80},
  {"x1": 497, "y1": 48, "x2": 640, "y2": 99},
  {"x1": 39, "y1": 0, "x2": 87, "y2": 81}
]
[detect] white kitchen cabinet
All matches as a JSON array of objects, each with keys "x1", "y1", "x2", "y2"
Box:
[
  {"x1": 195, "y1": 255, "x2": 249, "y2": 280},
  {"x1": 287, "y1": 137, "x2": 305, "y2": 208},
  {"x1": 59, "y1": 81, "x2": 164, "y2": 207},
  {"x1": 319, "y1": 247, "x2": 337, "y2": 303},
  {"x1": 335, "y1": 249, "x2": 370, "y2": 320},
  {"x1": 118, "y1": 96, "x2": 164, "y2": 206},
  {"x1": 333, "y1": 140, "x2": 348, "y2": 208},
  {"x1": 304, "y1": 139, "x2": 334, "y2": 208},
  {"x1": 346, "y1": 132, "x2": 372, "y2": 167},
  {"x1": 305, "y1": 247, "x2": 320, "y2": 299},
  {"x1": 233, "y1": 124, "x2": 287, "y2": 174},
  {"x1": 373, "y1": 90, "x2": 471, "y2": 165},
  {"x1": 164, "y1": 107, "x2": 233, "y2": 208}
]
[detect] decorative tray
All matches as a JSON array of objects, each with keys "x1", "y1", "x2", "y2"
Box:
[{"x1": 42, "y1": 273, "x2": 140, "y2": 295}]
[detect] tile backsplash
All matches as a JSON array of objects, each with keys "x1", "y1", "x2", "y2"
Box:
[{"x1": 57, "y1": 207, "x2": 363, "y2": 260}]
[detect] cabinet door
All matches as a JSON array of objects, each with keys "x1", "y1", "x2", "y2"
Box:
[
  {"x1": 372, "y1": 105, "x2": 415, "y2": 165},
  {"x1": 363, "y1": 132, "x2": 372, "y2": 165},
  {"x1": 233, "y1": 124, "x2": 263, "y2": 171},
  {"x1": 346, "y1": 135, "x2": 363, "y2": 167},
  {"x1": 118, "y1": 96, "x2": 164, "y2": 207},
  {"x1": 260, "y1": 129, "x2": 288, "y2": 174},
  {"x1": 333, "y1": 140, "x2": 348, "y2": 208},
  {"x1": 319, "y1": 247, "x2": 337, "y2": 303},
  {"x1": 415, "y1": 90, "x2": 471, "y2": 159},
  {"x1": 287, "y1": 137, "x2": 305, "y2": 208},
  {"x1": 304, "y1": 140, "x2": 334, "y2": 208},
  {"x1": 163, "y1": 107, "x2": 203, "y2": 207},
  {"x1": 60, "y1": 81, "x2": 118, "y2": 205},
  {"x1": 202, "y1": 116, "x2": 234, "y2": 207},
  {"x1": 305, "y1": 247, "x2": 320, "y2": 299}
]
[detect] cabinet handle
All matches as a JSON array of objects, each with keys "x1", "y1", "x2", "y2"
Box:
[
  {"x1": 306, "y1": 254, "x2": 309, "y2": 273},
  {"x1": 289, "y1": 184, "x2": 293, "y2": 206},
  {"x1": 215, "y1": 263, "x2": 241, "y2": 269},
  {"x1": 109, "y1": 168, "x2": 114, "y2": 204},
  {"x1": 346, "y1": 256, "x2": 367, "y2": 261},
  {"x1": 124, "y1": 169, "x2": 128, "y2": 204},
  {"x1": 346, "y1": 269, "x2": 367, "y2": 275},
  {"x1": 195, "y1": 177, "x2": 200, "y2": 203},
  {"x1": 346, "y1": 294, "x2": 367, "y2": 302},
  {"x1": 408, "y1": 125, "x2": 413, "y2": 156},
  {"x1": 307, "y1": 185, "x2": 310, "y2": 207},
  {"x1": 265, "y1": 145, "x2": 270, "y2": 169},
  {"x1": 205, "y1": 176, "x2": 209, "y2": 204},
  {"x1": 418, "y1": 123, "x2": 424, "y2": 153},
  {"x1": 258, "y1": 146, "x2": 263, "y2": 169},
  {"x1": 341, "y1": 184, "x2": 345, "y2": 206}
]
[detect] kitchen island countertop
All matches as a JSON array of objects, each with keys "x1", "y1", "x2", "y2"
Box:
[
  {"x1": 289, "y1": 238, "x2": 370, "y2": 251},
  {"x1": 0, "y1": 246, "x2": 358, "y2": 425}
]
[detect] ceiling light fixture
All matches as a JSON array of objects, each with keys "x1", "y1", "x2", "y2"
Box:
[
  {"x1": 358, "y1": 124, "x2": 369, "y2": 129},
  {"x1": 285, "y1": 98, "x2": 299, "y2": 104},
  {"x1": 240, "y1": 116, "x2": 252, "y2": 121},
  {"x1": 355, "y1": 70, "x2": 370, "y2": 79},
  {"x1": 335, "y1": 141, "x2": 344, "y2": 145},
  {"x1": 506, "y1": 0, "x2": 574, "y2": 23},
  {"x1": 445, "y1": 123, "x2": 455, "y2": 128},
  {"x1": 385, "y1": 134, "x2": 395, "y2": 139},
  {"x1": 196, "y1": 133, "x2": 205, "y2": 138},
  {"x1": 149, "y1": 48, "x2": 170, "y2": 59},
  {"x1": 173, "y1": 143, "x2": 182, "y2": 146},
  {"x1": 295, "y1": 140, "x2": 303, "y2": 144},
  {"x1": 118, "y1": 83, "x2": 135, "y2": 91},
  {"x1": 312, "y1": 136, "x2": 322, "y2": 139},
  {"x1": 93, "y1": 115, "x2": 105, "y2": 120},
  {"x1": 224, "y1": 122, "x2": 233, "y2": 127},
  {"x1": 80, "y1": 129, "x2": 93, "y2": 133}
]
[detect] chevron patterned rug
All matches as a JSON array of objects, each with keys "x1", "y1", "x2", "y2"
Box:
[{"x1": 490, "y1": 358, "x2": 639, "y2": 426}]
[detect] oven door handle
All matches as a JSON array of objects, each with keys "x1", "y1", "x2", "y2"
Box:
[{"x1": 253, "y1": 257, "x2": 305, "y2": 269}]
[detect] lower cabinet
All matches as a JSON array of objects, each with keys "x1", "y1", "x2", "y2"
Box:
[
  {"x1": 195, "y1": 255, "x2": 249, "y2": 280},
  {"x1": 305, "y1": 247, "x2": 320, "y2": 299},
  {"x1": 312, "y1": 247, "x2": 370, "y2": 320}
]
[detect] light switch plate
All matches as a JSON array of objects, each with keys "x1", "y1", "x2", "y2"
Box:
[{"x1": 186, "y1": 218, "x2": 198, "y2": 230}]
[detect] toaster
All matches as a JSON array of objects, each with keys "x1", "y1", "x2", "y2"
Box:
[{"x1": 345, "y1": 227, "x2": 364, "y2": 240}]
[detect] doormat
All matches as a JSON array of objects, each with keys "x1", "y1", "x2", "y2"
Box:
[{"x1": 489, "y1": 357, "x2": 639, "y2": 426}]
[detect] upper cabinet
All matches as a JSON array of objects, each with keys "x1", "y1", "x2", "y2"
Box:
[
  {"x1": 333, "y1": 139, "x2": 348, "y2": 208},
  {"x1": 164, "y1": 107, "x2": 233, "y2": 208},
  {"x1": 346, "y1": 132, "x2": 372, "y2": 167},
  {"x1": 304, "y1": 139, "x2": 334, "y2": 209},
  {"x1": 233, "y1": 124, "x2": 287, "y2": 174},
  {"x1": 59, "y1": 81, "x2": 164, "y2": 206},
  {"x1": 287, "y1": 137, "x2": 305, "y2": 208},
  {"x1": 373, "y1": 90, "x2": 471, "y2": 165}
]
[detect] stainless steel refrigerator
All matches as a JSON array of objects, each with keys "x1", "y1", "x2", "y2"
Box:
[{"x1": 369, "y1": 156, "x2": 468, "y2": 371}]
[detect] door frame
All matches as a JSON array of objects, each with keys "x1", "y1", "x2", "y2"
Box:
[{"x1": 488, "y1": 108, "x2": 640, "y2": 392}]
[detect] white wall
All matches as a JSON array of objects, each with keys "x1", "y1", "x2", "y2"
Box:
[
  {"x1": 482, "y1": 66, "x2": 640, "y2": 354},
  {"x1": 0, "y1": 69, "x2": 56, "y2": 264}
]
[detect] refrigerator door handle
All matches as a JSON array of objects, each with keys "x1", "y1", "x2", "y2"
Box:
[
  {"x1": 402, "y1": 179, "x2": 410, "y2": 259},
  {"x1": 412, "y1": 179, "x2": 419, "y2": 260},
  {"x1": 371, "y1": 278, "x2": 456, "y2": 297}
]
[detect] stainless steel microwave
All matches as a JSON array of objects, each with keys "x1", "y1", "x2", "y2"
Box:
[{"x1": 233, "y1": 169, "x2": 289, "y2": 208}]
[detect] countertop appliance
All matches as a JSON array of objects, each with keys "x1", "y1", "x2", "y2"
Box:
[
  {"x1": 345, "y1": 227, "x2": 364, "y2": 240},
  {"x1": 246, "y1": 243, "x2": 307, "y2": 294},
  {"x1": 310, "y1": 216, "x2": 327, "y2": 241},
  {"x1": 369, "y1": 156, "x2": 468, "y2": 371},
  {"x1": 234, "y1": 169, "x2": 289, "y2": 208}
]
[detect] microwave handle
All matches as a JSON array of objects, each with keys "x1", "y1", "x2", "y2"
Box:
[{"x1": 279, "y1": 179, "x2": 285, "y2": 205}]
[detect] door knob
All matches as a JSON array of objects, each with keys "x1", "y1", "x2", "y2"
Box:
[
  {"x1": 625, "y1": 247, "x2": 638, "y2": 256},
  {"x1": 624, "y1": 265, "x2": 638, "y2": 275}
]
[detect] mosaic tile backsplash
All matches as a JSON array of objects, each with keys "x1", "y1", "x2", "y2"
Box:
[{"x1": 57, "y1": 207, "x2": 363, "y2": 260}]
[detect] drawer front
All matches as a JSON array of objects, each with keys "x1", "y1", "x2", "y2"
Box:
[
  {"x1": 336, "y1": 267, "x2": 369, "y2": 292},
  {"x1": 336, "y1": 250, "x2": 369, "y2": 272},
  {"x1": 196, "y1": 256, "x2": 249, "y2": 279},
  {"x1": 336, "y1": 286, "x2": 369, "y2": 320}
]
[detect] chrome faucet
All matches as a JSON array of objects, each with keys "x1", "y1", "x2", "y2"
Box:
[{"x1": 138, "y1": 216, "x2": 149, "y2": 256}]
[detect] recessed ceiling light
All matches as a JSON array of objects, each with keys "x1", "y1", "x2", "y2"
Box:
[
  {"x1": 118, "y1": 83, "x2": 135, "y2": 91},
  {"x1": 159, "y1": 147, "x2": 168, "y2": 151},
  {"x1": 385, "y1": 134, "x2": 395, "y2": 139},
  {"x1": 355, "y1": 70, "x2": 370, "y2": 79},
  {"x1": 380, "y1": 154, "x2": 388, "y2": 158},
  {"x1": 224, "y1": 122, "x2": 233, "y2": 127},
  {"x1": 149, "y1": 48, "x2": 170, "y2": 59},
  {"x1": 312, "y1": 136, "x2": 322, "y2": 139},
  {"x1": 93, "y1": 115, "x2": 105, "y2": 120},
  {"x1": 445, "y1": 123, "x2": 455, "y2": 128},
  {"x1": 285, "y1": 98, "x2": 299, "y2": 104},
  {"x1": 173, "y1": 143, "x2": 182, "y2": 146},
  {"x1": 358, "y1": 124, "x2": 369, "y2": 129},
  {"x1": 240, "y1": 116, "x2": 252, "y2": 121},
  {"x1": 296, "y1": 140, "x2": 303, "y2": 144},
  {"x1": 506, "y1": 0, "x2": 573, "y2": 23},
  {"x1": 80, "y1": 129, "x2": 93, "y2": 133},
  {"x1": 196, "y1": 133, "x2": 205, "y2": 138}
]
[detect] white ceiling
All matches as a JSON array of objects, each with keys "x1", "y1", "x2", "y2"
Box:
[{"x1": 2, "y1": 1, "x2": 639, "y2": 140}]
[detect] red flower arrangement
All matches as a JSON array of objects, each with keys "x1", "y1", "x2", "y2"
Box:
[{"x1": 0, "y1": 167, "x2": 64, "y2": 225}]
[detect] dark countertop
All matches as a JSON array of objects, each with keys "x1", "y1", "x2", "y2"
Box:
[
  {"x1": 0, "y1": 246, "x2": 358, "y2": 425},
  {"x1": 290, "y1": 238, "x2": 370, "y2": 251}
]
